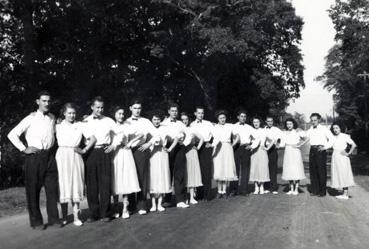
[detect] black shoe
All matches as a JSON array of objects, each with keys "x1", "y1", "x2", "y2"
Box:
[
  {"x1": 45, "y1": 222, "x2": 61, "y2": 230},
  {"x1": 100, "y1": 217, "x2": 111, "y2": 223},
  {"x1": 60, "y1": 219, "x2": 68, "y2": 228},
  {"x1": 86, "y1": 217, "x2": 98, "y2": 223},
  {"x1": 31, "y1": 225, "x2": 46, "y2": 231},
  {"x1": 216, "y1": 193, "x2": 223, "y2": 199},
  {"x1": 229, "y1": 191, "x2": 237, "y2": 197}
]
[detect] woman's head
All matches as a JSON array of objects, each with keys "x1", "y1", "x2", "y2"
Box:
[
  {"x1": 61, "y1": 103, "x2": 77, "y2": 123},
  {"x1": 330, "y1": 122, "x2": 345, "y2": 135},
  {"x1": 284, "y1": 118, "x2": 298, "y2": 130},
  {"x1": 215, "y1": 110, "x2": 227, "y2": 125},
  {"x1": 113, "y1": 106, "x2": 125, "y2": 124},
  {"x1": 180, "y1": 112, "x2": 190, "y2": 126},
  {"x1": 252, "y1": 116, "x2": 262, "y2": 129}
]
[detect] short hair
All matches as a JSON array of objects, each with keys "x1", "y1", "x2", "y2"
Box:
[
  {"x1": 91, "y1": 96, "x2": 104, "y2": 106},
  {"x1": 330, "y1": 122, "x2": 346, "y2": 134},
  {"x1": 60, "y1": 102, "x2": 77, "y2": 118},
  {"x1": 310, "y1": 113, "x2": 321, "y2": 119},
  {"x1": 237, "y1": 109, "x2": 247, "y2": 116},
  {"x1": 130, "y1": 98, "x2": 142, "y2": 106},
  {"x1": 195, "y1": 106, "x2": 205, "y2": 112},
  {"x1": 265, "y1": 115, "x2": 274, "y2": 121},
  {"x1": 251, "y1": 115, "x2": 263, "y2": 127},
  {"x1": 168, "y1": 102, "x2": 179, "y2": 110},
  {"x1": 149, "y1": 109, "x2": 164, "y2": 120},
  {"x1": 284, "y1": 118, "x2": 298, "y2": 129},
  {"x1": 37, "y1": 90, "x2": 51, "y2": 99},
  {"x1": 214, "y1": 109, "x2": 228, "y2": 119}
]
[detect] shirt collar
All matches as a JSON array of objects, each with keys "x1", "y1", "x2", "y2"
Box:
[
  {"x1": 36, "y1": 109, "x2": 49, "y2": 117},
  {"x1": 196, "y1": 119, "x2": 202, "y2": 123}
]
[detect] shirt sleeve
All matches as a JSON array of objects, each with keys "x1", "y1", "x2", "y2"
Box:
[
  {"x1": 7, "y1": 115, "x2": 32, "y2": 151},
  {"x1": 324, "y1": 127, "x2": 335, "y2": 149},
  {"x1": 346, "y1": 134, "x2": 355, "y2": 145}
]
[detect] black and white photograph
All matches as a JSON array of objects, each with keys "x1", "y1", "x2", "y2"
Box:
[{"x1": 1, "y1": 0, "x2": 369, "y2": 248}]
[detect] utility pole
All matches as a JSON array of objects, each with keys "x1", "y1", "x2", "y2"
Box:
[{"x1": 358, "y1": 71, "x2": 369, "y2": 136}]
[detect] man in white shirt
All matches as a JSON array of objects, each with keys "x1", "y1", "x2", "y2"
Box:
[
  {"x1": 124, "y1": 99, "x2": 154, "y2": 214},
  {"x1": 264, "y1": 116, "x2": 282, "y2": 194},
  {"x1": 161, "y1": 103, "x2": 188, "y2": 208},
  {"x1": 7, "y1": 90, "x2": 59, "y2": 229},
  {"x1": 190, "y1": 106, "x2": 214, "y2": 201},
  {"x1": 306, "y1": 113, "x2": 334, "y2": 197},
  {"x1": 83, "y1": 96, "x2": 117, "y2": 222},
  {"x1": 230, "y1": 110, "x2": 256, "y2": 196}
]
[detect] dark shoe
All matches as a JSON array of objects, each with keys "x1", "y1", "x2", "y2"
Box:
[
  {"x1": 31, "y1": 225, "x2": 46, "y2": 231},
  {"x1": 45, "y1": 222, "x2": 61, "y2": 230},
  {"x1": 229, "y1": 191, "x2": 237, "y2": 197},
  {"x1": 100, "y1": 217, "x2": 111, "y2": 223},
  {"x1": 216, "y1": 193, "x2": 224, "y2": 199},
  {"x1": 60, "y1": 219, "x2": 68, "y2": 228},
  {"x1": 86, "y1": 217, "x2": 98, "y2": 223}
]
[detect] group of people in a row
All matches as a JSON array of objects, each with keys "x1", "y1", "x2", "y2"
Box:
[{"x1": 7, "y1": 91, "x2": 357, "y2": 230}]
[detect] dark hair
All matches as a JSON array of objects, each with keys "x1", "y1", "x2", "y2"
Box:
[
  {"x1": 60, "y1": 102, "x2": 77, "y2": 119},
  {"x1": 237, "y1": 109, "x2": 247, "y2": 116},
  {"x1": 180, "y1": 112, "x2": 191, "y2": 125},
  {"x1": 310, "y1": 113, "x2": 321, "y2": 119},
  {"x1": 113, "y1": 106, "x2": 124, "y2": 116},
  {"x1": 168, "y1": 102, "x2": 179, "y2": 110},
  {"x1": 195, "y1": 106, "x2": 205, "y2": 112},
  {"x1": 251, "y1": 115, "x2": 263, "y2": 127},
  {"x1": 215, "y1": 109, "x2": 228, "y2": 119},
  {"x1": 37, "y1": 90, "x2": 51, "y2": 99},
  {"x1": 284, "y1": 118, "x2": 298, "y2": 129},
  {"x1": 130, "y1": 98, "x2": 142, "y2": 106},
  {"x1": 265, "y1": 115, "x2": 274, "y2": 121},
  {"x1": 91, "y1": 96, "x2": 104, "y2": 106},
  {"x1": 149, "y1": 109, "x2": 164, "y2": 120},
  {"x1": 330, "y1": 122, "x2": 346, "y2": 135}
]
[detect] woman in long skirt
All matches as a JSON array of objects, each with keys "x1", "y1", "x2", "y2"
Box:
[
  {"x1": 330, "y1": 122, "x2": 356, "y2": 200},
  {"x1": 56, "y1": 103, "x2": 96, "y2": 227},
  {"x1": 211, "y1": 110, "x2": 239, "y2": 198},
  {"x1": 280, "y1": 118, "x2": 307, "y2": 195},
  {"x1": 149, "y1": 112, "x2": 172, "y2": 212},
  {"x1": 180, "y1": 112, "x2": 203, "y2": 205},
  {"x1": 112, "y1": 107, "x2": 141, "y2": 219},
  {"x1": 249, "y1": 116, "x2": 272, "y2": 195}
]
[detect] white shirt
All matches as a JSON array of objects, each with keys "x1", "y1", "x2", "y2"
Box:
[
  {"x1": 113, "y1": 123, "x2": 136, "y2": 146},
  {"x1": 306, "y1": 124, "x2": 334, "y2": 148},
  {"x1": 161, "y1": 118, "x2": 186, "y2": 141},
  {"x1": 8, "y1": 110, "x2": 56, "y2": 151},
  {"x1": 332, "y1": 133, "x2": 355, "y2": 152},
  {"x1": 190, "y1": 119, "x2": 214, "y2": 142},
  {"x1": 182, "y1": 126, "x2": 197, "y2": 147},
  {"x1": 83, "y1": 115, "x2": 117, "y2": 146},
  {"x1": 251, "y1": 128, "x2": 267, "y2": 149},
  {"x1": 264, "y1": 126, "x2": 283, "y2": 146},
  {"x1": 233, "y1": 122, "x2": 256, "y2": 145},
  {"x1": 280, "y1": 129, "x2": 306, "y2": 147},
  {"x1": 124, "y1": 116, "x2": 155, "y2": 147},
  {"x1": 56, "y1": 121, "x2": 84, "y2": 147},
  {"x1": 150, "y1": 125, "x2": 169, "y2": 148},
  {"x1": 212, "y1": 123, "x2": 235, "y2": 144}
]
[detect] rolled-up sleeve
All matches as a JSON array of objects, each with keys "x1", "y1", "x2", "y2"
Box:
[{"x1": 7, "y1": 116, "x2": 31, "y2": 152}]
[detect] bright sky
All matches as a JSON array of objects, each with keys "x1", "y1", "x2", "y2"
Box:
[{"x1": 286, "y1": 0, "x2": 336, "y2": 120}]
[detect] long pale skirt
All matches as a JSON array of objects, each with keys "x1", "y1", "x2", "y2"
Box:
[
  {"x1": 250, "y1": 146, "x2": 270, "y2": 182},
  {"x1": 331, "y1": 151, "x2": 355, "y2": 188},
  {"x1": 150, "y1": 147, "x2": 172, "y2": 194},
  {"x1": 281, "y1": 145, "x2": 306, "y2": 181},
  {"x1": 112, "y1": 148, "x2": 141, "y2": 195},
  {"x1": 213, "y1": 142, "x2": 238, "y2": 181},
  {"x1": 186, "y1": 147, "x2": 203, "y2": 187},
  {"x1": 56, "y1": 147, "x2": 84, "y2": 203}
]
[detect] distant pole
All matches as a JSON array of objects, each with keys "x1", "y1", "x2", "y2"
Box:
[{"x1": 358, "y1": 71, "x2": 369, "y2": 136}]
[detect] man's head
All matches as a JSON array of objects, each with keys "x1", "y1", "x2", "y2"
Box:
[
  {"x1": 237, "y1": 109, "x2": 247, "y2": 124},
  {"x1": 90, "y1": 96, "x2": 104, "y2": 118},
  {"x1": 310, "y1": 113, "x2": 321, "y2": 127},
  {"x1": 36, "y1": 90, "x2": 51, "y2": 113},
  {"x1": 265, "y1": 116, "x2": 274, "y2": 128},
  {"x1": 168, "y1": 103, "x2": 179, "y2": 120},
  {"x1": 130, "y1": 99, "x2": 142, "y2": 118},
  {"x1": 194, "y1": 106, "x2": 205, "y2": 121}
]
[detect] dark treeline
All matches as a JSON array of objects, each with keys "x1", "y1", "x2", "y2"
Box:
[{"x1": 0, "y1": 0, "x2": 304, "y2": 189}]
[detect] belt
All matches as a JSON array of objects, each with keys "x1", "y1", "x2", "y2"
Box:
[{"x1": 311, "y1": 145, "x2": 323, "y2": 148}]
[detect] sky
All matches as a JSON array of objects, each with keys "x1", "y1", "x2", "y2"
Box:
[{"x1": 286, "y1": 0, "x2": 336, "y2": 120}]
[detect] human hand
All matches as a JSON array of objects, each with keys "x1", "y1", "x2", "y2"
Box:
[
  {"x1": 104, "y1": 144, "x2": 116, "y2": 153},
  {"x1": 23, "y1": 146, "x2": 40, "y2": 154},
  {"x1": 74, "y1": 148, "x2": 86, "y2": 155},
  {"x1": 139, "y1": 143, "x2": 151, "y2": 151}
]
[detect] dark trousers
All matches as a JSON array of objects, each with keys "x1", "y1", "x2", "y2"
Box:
[
  {"x1": 267, "y1": 146, "x2": 278, "y2": 191},
  {"x1": 168, "y1": 144, "x2": 187, "y2": 203},
  {"x1": 85, "y1": 148, "x2": 112, "y2": 219},
  {"x1": 230, "y1": 145, "x2": 251, "y2": 195},
  {"x1": 131, "y1": 147, "x2": 150, "y2": 210},
  {"x1": 23, "y1": 150, "x2": 59, "y2": 227},
  {"x1": 309, "y1": 147, "x2": 327, "y2": 195},
  {"x1": 197, "y1": 145, "x2": 213, "y2": 200}
]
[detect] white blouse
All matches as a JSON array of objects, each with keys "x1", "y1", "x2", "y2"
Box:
[
  {"x1": 251, "y1": 127, "x2": 267, "y2": 149},
  {"x1": 212, "y1": 123, "x2": 234, "y2": 144},
  {"x1": 281, "y1": 129, "x2": 306, "y2": 146},
  {"x1": 56, "y1": 121, "x2": 84, "y2": 147},
  {"x1": 150, "y1": 125, "x2": 169, "y2": 147},
  {"x1": 332, "y1": 133, "x2": 355, "y2": 152}
]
